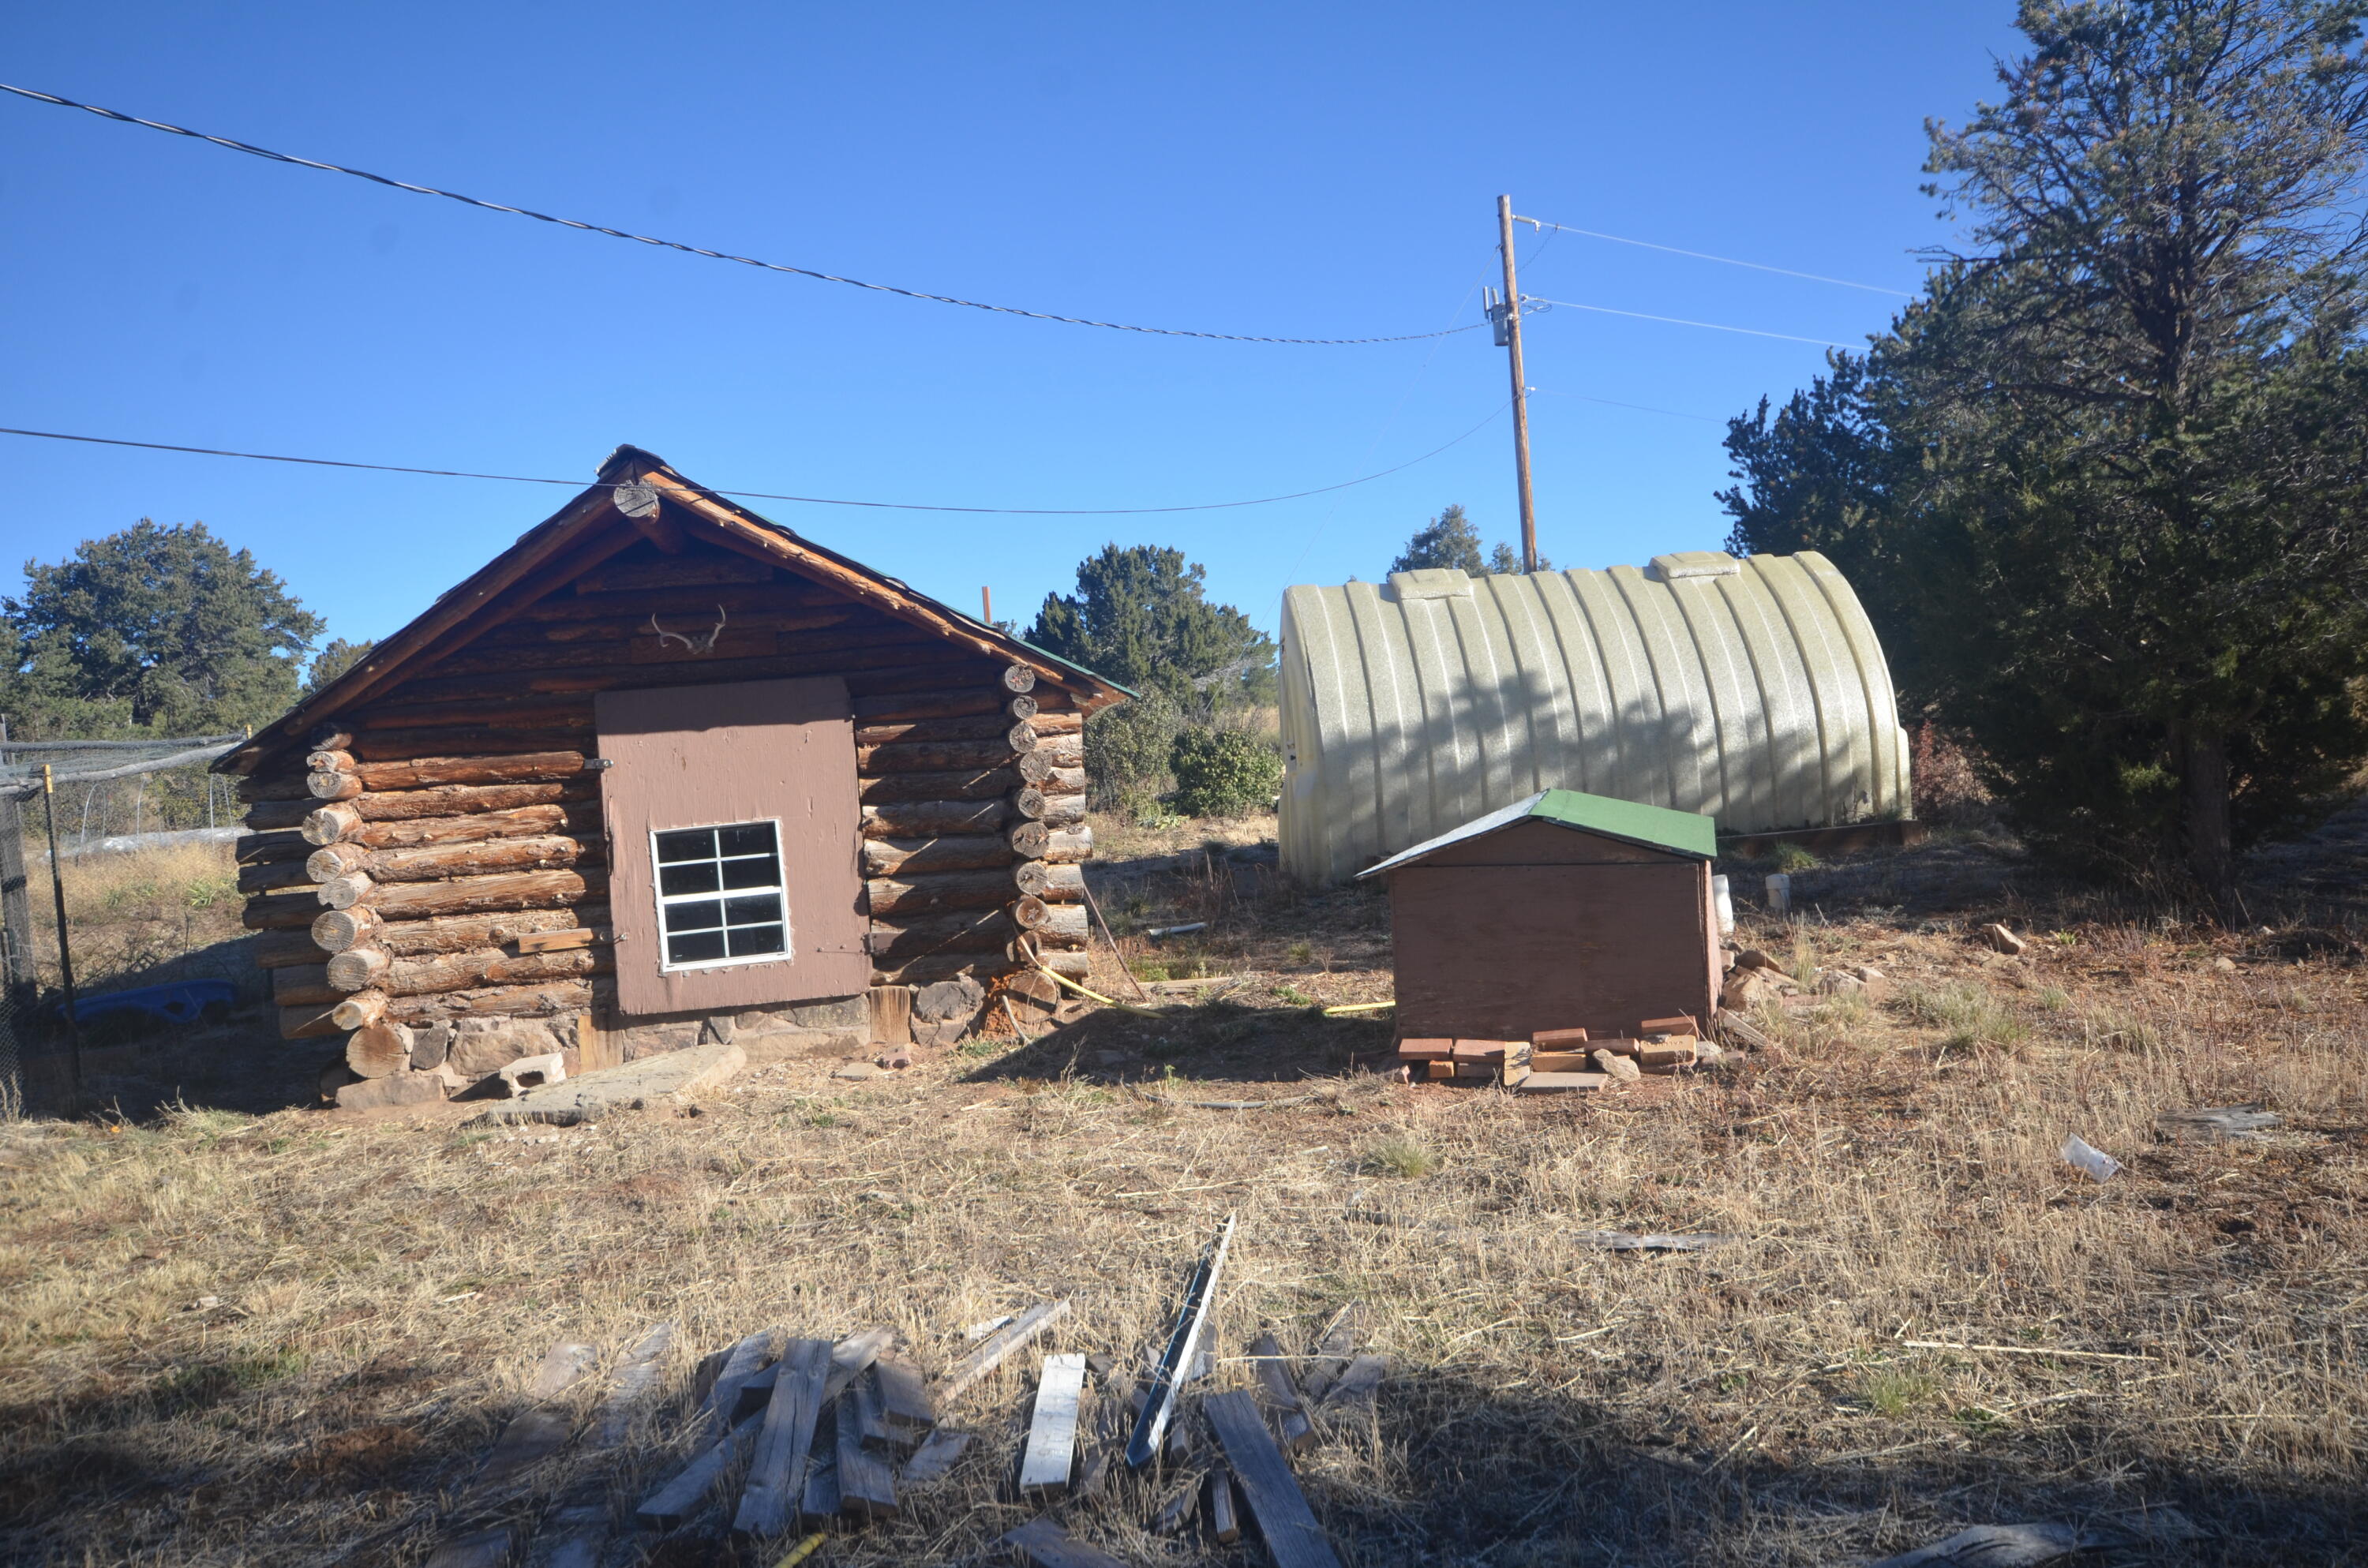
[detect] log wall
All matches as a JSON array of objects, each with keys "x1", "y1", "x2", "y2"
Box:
[{"x1": 234, "y1": 544, "x2": 1098, "y2": 1048}]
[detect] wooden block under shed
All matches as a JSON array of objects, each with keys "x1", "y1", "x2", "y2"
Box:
[
  {"x1": 1395, "y1": 1038, "x2": 1453, "y2": 1061},
  {"x1": 1638, "y1": 1014, "x2": 1699, "y2": 1038},
  {"x1": 1515, "y1": 1072, "x2": 1610, "y2": 1094},
  {"x1": 1501, "y1": 1063, "x2": 1531, "y2": 1087},
  {"x1": 1635, "y1": 1039, "x2": 1698, "y2": 1072},
  {"x1": 1423, "y1": 1060, "x2": 1456, "y2": 1081},
  {"x1": 1532, "y1": 1027, "x2": 1591, "y2": 1050},
  {"x1": 1452, "y1": 1038, "x2": 1519, "y2": 1064},
  {"x1": 1528, "y1": 1051, "x2": 1593, "y2": 1072},
  {"x1": 1590, "y1": 1037, "x2": 1643, "y2": 1057}
]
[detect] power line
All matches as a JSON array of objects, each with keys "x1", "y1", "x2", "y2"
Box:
[
  {"x1": 1527, "y1": 389, "x2": 1723, "y2": 423},
  {"x1": 1523, "y1": 298, "x2": 1860, "y2": 350},
  {"x1": 0, "y1": 410, "x2": 1508, "y2": 516},
  {"x1": 0, "y1": 81, "x2": 1478, "y2": 348},
  {"x1": 1515, "y1": 215, "x2": 1916, "y2": 298}
]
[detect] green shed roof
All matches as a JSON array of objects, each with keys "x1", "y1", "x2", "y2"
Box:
[{"x1": 1355, "y1": 788, "x2": 1717, "y2": 878}]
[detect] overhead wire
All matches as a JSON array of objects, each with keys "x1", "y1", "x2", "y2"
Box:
[
  {"x1": 1527, "y1": 389, "x2": 1722, "y2": 423},
  {"x1": 0, "y1": 81, "x2": 1478, "y2": 347},
  {"x1": 1522, "y1": 298, "x2": 1860, "y2": 350},
  {"x1": 0, "y1": 414, "x2": 1508, "y2": 516},
  {"x1": 1514, "y1": 216, "x2": 1916, "y2": 297}
]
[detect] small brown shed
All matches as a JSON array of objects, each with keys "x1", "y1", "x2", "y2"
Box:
[
  {"x1": 1358, "y1": 788, "x2": 1720, "y2": 1043},
  {"x1": 216, "y1": 446, "x2": 1127, "y2": 1096}
]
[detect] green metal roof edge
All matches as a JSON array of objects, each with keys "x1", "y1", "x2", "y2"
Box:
[
  {"x1": 1529, "y1": 788, "x2": 1718, "y2": 859},
  {"x1": 1009, "y1": 636, "x2": 1138, "y2": 698}
]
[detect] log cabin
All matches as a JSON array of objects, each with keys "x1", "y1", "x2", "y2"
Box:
[{"x1": 216, "y1": 446, "x2": 1126, "y2": 1096}]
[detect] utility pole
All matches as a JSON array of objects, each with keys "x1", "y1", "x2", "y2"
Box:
[
  {"x1": 1490, "y1": 194, "x2": 1539, "y2": 574},
  {"x1": 981, "y1": 586, "x2": 994, "y2": 626}
]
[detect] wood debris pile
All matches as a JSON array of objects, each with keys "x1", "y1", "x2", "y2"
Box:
[
  {"x1": 1387, "y1": 1012, "x2": 1732, "y2": 1094},
  {"x1": 412, "y1": 1219, "x2": 1370, "y2": 1567}
]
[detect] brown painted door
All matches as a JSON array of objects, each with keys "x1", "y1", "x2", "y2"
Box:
[{"x1": 595, "y1": 676, "x2": 869, "y2": 1016}]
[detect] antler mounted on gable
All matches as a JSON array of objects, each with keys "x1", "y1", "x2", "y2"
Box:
[{"x1": 648, "y1": 604, "x2": 728, "y2": 655}]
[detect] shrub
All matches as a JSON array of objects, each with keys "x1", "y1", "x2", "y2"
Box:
[
  {"x1": 1085, "y1": 690, "x2": 1182, "y2": 814},
  {"x1": 1169, "y1": 727, "x2": 1281, "y2": 818}
]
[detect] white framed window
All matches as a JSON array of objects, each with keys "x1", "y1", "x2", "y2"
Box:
[{"x1": 650, "y1": 820, "x2": 792, "y2": 971}]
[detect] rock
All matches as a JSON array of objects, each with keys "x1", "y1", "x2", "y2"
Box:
[
  {"x1": 1735, "y1": 949, "x2": 1773, "y2": 970},
  {"x1": 2213, "y1": 956, "x2": 2238, "y2": 975},
  {"x1": 447, "y1": 1017, "x2": 563, "y2": 1077},
  {"x1": 1815, "y1": 970, "x2": 1864, "y2": 995},
  {"x1": 498, "y1": 1052, "x2": 568, "y2": 1095},
  {"x1": 875, "y1": 1050, "x2": 914, "y2": 1071},
  {"x1": 699, "y1": 1014, "x2": 737, "y2": 1046},
  {"x1": 914, "y1": 975, "x2": 986, "y2": 1023},
  {"x1": 1980, "y1": 922, "x2": 2029, "y2": 956},
  {"x1": 317, "y1": 1061, "x2": 362, "y2": 1102},
  {"x1": 1721, "y1": 970, "x2": 1776, "y2": 1011},
  {"x1": 833, "y1": 1061, "x2": 882, "y2": 1081},
  {"x1": 477, "y1": 1041, "x2": 746, "y2": 1125},
  {"x1": 335, "y1": 1071, "x2": 448, "y2": 1111},
  {"x1": 409, "y1": 1021, "x2": 452, "y2": 1072},
  {"x1": 1591, "y1": 1048, "x2": 1642, "y2": 1083}
]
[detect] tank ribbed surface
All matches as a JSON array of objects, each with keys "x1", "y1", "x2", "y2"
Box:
[{"x1": 1277, "y1": 551, "x2": 1911, "y2": 885}]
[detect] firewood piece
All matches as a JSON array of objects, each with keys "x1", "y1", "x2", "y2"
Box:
[
  {"x1": 307, "y1": 749, "x2": 357, "y2": 774},
  {"x1": 1008, "y1": 820, "x2": 1050, "y2": 858},
  {"x1": 899, "y1": 1428, "x2": 969, "y2": 1484},
  {"x1": 1011, "y1": 895, "x2": 1054, "y2": 931},
  {"x1": 939, "y1": 1300, "x2": 1070, "y2": 1405},
  {"x1": 1001, "y1": 664, "x2": 1036, "y2": 693},
  {"x1": 311, "y1": 907, "x2": 384, "y2": 953},
  {"x1": 1209, "y1": 1469, "x2": 1242, "y2": 1544},
  {"x1": 346, "y1": 1020, "x2": 413, "y2": 1078},
  {"x1": 308, "y1": 770, "x2": 364, "y2": 802},
  {"x1": 305, "y1": 801, "x2": 588, "y2": 849},
  {"x1": 872, "y1": 1351, "x2": 936, "y2": 1434},
  {"x1": 1037, "y1": 765, "x2": 1087, "y2": 796},
  {"x1": 1002, "y1": 1518, "x2": 1127, "y2": 1568},
  {"x1": 1203, "y1": 1390, "x2": 1343, "y2": 1568},
  {"x1": 1019, "y1": 1353, "x2": 1087, "y2": 1495},
  {"x1": 1014, "y1": 861, "x2": 1085, "y2": 899},
  {"x1": 1028, "y1": 710, "x2": 1084, "y2": 735},
  {"x1": 733, "y1": 1337, "x2": 833, "y2": 1539},
  {"x1": 1247, "y1": 1333, "x2": 1316, "y2": 1454},
  {"x1": 637, "y1": 1411, "x2": 762, "y2": 1526},
  {"x1": 1532, "y1": 1026, "x2": 1591, "y2": 1050},
  {"x1": 836, "y1": 1375, "x2": 899, "y2": 1520},
  {"x1": 1010, "y1": 787, "x2": 1050, "y2": 821}
]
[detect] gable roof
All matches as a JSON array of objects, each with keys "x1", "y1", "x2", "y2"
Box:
[
  {"x1": 1354, "y1": 788, "x2": 1717, "y2": 877},
  {"x1": 219, "y1": 445, "x2": 1130, "y2": 774}
]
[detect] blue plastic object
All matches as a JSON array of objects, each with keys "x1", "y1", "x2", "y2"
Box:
[{"x1": 69, "y1": 979, "x2": 237, "y2": 1026}]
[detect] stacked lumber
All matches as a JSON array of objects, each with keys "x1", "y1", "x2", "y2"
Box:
[
  {"x1": 1388, "y1": 1014, "x2": 1710, "y2": 1094},
  {"x1": 227, "y1": 551, "x2": 1102, "y2": 1055}
]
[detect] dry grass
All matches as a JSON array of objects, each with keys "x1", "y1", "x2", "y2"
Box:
[
  {"x1": 1, "y1": 818, "x2": 2365, "y2": 1564},
  {"x1": 20, "y1": 840, "x2": 245, "y2": 991}
]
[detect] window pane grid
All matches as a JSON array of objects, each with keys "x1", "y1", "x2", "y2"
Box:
[{"x1": 652, "y1": 821, "x2": 790, "y2": 971}]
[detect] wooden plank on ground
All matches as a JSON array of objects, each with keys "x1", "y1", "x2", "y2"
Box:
[
  {"x1": 474, "y1": 1338, "x2": 598, "y2": 1488},
  {"x1": 594, "y1": 1321, "x2": 675, "y2": 1446},
  {"x1": 1299, "y1": 1304, "x2": 1363, "y2": 1403},
  {"x1": 1202, "y1": 1390, "x2": 1343, "y2": 1568},
  {"x1": 1208, "y1": 1468, "x2": 1242, "y2": 1544},
  {"x1": 1003, "y1": 1517, "x2": 1130, "y2": 1568},
  {"x1": 899, "y1": 1429, "x2": 970, "y2": 1485},
  {"x1": 732, "y1": 1337, "x2": 832, "y2": 1539},
  {"x1": 1019, "y1": 1353, "x2": 1087, "y2": 1495},
  {"x1": 1320, "y1": 1353, "x2": 1386, "y2": 1414},
  {"x1": 636, "y1": 1411, "x2": 762, "y2": 1526},
  {"x1": 1247, "y1": 1332, "x2": 1315, "y2": 1454},
  {"x1": 1515, "y1": 1071, "x2": 1609, "y2": 1094},
  {"x1": 823, "y1": 1325, "x2": 896, "y2": 1400},
  {"x1": 837, "y1": 1376, "x2": 899, "y2": 1520},
  {"x1": 872, "y1": 1349, "x2": 937, "y2": 1433},
  {"x1": 938, "y1": 1299, "x2": 1070, "y2": 1404},
  {"x1": 704, "y1": 1327, "x2": 782, "y2": 1441}
]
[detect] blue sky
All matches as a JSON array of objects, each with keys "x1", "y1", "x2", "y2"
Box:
[{"x1": 3, "y1": 3, "x2": 2018, "y2": 660}]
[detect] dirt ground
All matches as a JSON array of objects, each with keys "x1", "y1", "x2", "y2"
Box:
[{"x1": 0, "y1": 813, "x2": 2362, "y2": 1566}]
